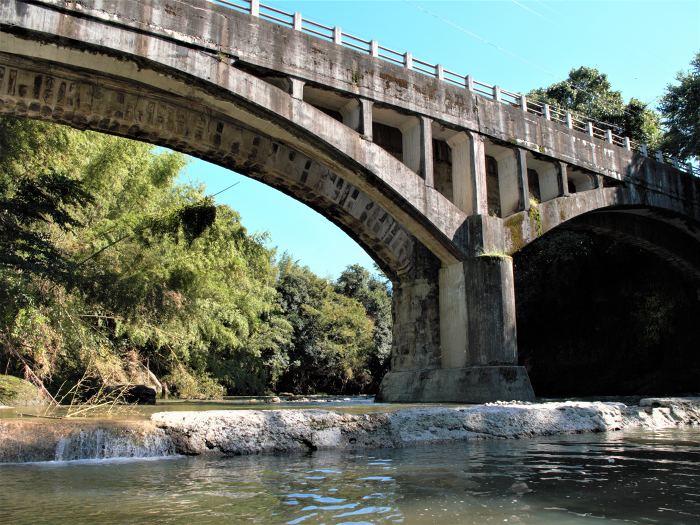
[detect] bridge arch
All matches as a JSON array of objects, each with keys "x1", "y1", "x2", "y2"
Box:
[
  {"x1": 513, "y1": 208, "x2": 700, "y2": 396},
  {"x1": 3, "y1": 0, "x2": 699, "y2": 402},
  {"x1": 0, "y1": 4, "x2": 468, "y2": 279},
  {"x1": 504, "y1": 185, "x2": 700, "y2": 259}
]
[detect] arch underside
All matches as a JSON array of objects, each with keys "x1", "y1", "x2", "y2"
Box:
[
  {"x1": 0, "y1": 51, "x2": 416, "y2": 279},
  {"x1": 505, "y1": 186, "x2": 700, "y2": 270},
  {"x1": 560, "y1": 209, "x2": 700, "y2": 284},
  {"x1": 513, "y1": 212, "x2": 700, "y2": 397}
]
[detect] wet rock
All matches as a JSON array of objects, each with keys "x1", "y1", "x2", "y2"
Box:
[
  {"x1": 2, "y1": 398, "x2": 699, "y2": 463},
  {"x1": 509, "y1": 481, "x2": 532, "y2": 495}
]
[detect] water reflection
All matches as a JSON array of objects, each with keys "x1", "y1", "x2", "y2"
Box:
[{"x1": 1, "y1": 429, "x2": 699, "y2": 524}]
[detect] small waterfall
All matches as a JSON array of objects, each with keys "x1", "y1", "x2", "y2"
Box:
[{"x1": 53, "y1": 427, "x2": 175, "y2": 462}]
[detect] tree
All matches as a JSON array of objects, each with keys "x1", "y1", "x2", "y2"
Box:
[
  {"x1": 275, "y1": 257, "x2": 375, "y2": 394},
  {"x1": 0, "y1": 117, "x2": 394, "y2": 399},
  {"x1": 0, "y1": 118, "x2": 286, "y2": 397},
  {"x1": 335, "y1": 264, "x2": 392, "y2": 388},
  {"x1": 528, "y1": 66, "x2": 662, "y2": 147},
  {"x1": 659, "y1": 52, "x2": 700, "y2": 161}
]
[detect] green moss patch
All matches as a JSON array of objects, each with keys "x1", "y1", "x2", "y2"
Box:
[{"x1": 0, "y1": 375, "x2": 44, "y2": 406}]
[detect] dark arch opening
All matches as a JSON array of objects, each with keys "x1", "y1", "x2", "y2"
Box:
[{"x1": 513, "y1": 211, "x2": 700, "y2": 397}]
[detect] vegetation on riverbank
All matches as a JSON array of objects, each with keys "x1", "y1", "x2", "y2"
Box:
[{"x1": 0, "y1": 117, "x2": 391, "y2": 400}]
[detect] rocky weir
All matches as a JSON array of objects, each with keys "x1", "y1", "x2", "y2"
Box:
[{"x1": 1, "y1": 398, "x2": 699, "y2": 463}]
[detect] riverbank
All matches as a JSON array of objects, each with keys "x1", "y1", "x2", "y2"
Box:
[{"x1": 1, "y1": 398, "x2": 698, "y2": 463}]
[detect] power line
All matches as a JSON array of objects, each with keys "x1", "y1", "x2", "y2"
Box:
[
  {"x1": 402, "y1": 0, "x2": 558, "y2": 78},
  {"x1": 403, "y1": 0, "x2": 660, "y2": 131},
  {"x1": 210, "y1": 181, "x2": 241, "y2": 199},
  {"x1": 509, "y1": 0, "x2": 556, "y2": 23}
]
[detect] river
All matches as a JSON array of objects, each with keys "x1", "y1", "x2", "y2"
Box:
[{"x1": 1, "y1": 428, "x2": 698, "y2": 524}]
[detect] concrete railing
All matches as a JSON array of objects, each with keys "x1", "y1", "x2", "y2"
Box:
[{"x1": 212, "y1": 0, "x2": 699, "y2": 178}]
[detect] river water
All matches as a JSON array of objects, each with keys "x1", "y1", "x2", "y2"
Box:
[{"x1": 1, "y1": 428, "x2": 698, "y2": 525}]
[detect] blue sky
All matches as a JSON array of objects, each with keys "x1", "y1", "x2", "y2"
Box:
[{"x1": 179, "y1": 0, "x2": 700, "y2": 278}]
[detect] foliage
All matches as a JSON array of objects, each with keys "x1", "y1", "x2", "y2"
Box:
[
  {"x1": 659, "y1": 52, "x2": 700, "y2": 161},
  {"x1": 0, "y1": 117, "x2": 391, "y2": 399},
  {"x1": 528, "y1": 66, "x2": 662, "y2": 147},
  {"x1": 335, "y1": 264, "x2": 392, "y2": 389},
  {"x1": 275, "y1": 256, "x2": 386, "y2": 394},
  {"x1": 0, "y1": 374, "x2": 44, "y2": 406}
]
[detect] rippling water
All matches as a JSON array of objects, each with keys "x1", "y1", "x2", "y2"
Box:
[{"x1": 1, "y1": 429, "x2": 699, "y2": 524}]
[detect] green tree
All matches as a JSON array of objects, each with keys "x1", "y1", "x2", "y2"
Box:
[
  {"x1": 0, "y1": 118, "x2": 289, "y2": 397},
  {"x1": 0, "y1": 117, "x2": 393, "y2": 399},
  {"x1": 529, "y1": 66, "x2": 662, "y2": 147},
  {"x1": 335, "y1": 264, "x2": 392, "y2": 388},
  {"x1": 275, "y1": 256, "x2": 375, "y2": 394},
  {"x1": 659, "y1": 52, "x2": 700, "y2": 161}
]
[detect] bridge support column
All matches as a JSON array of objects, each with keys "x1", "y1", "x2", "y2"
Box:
[
  {"x1": 532, "y1": 161, "x2": 559, "y2": 202},
  {"x1": 401, "y1": 116, "x2": 434, "y2": 187},
  {"x1": 447, "y1": 131, "x2": 488, "y2": 216},
  {"x1": 280, "y1": 77, "x2": 305, "y2": 99},
  {"x1": 378, "y1": 248, "x2": 535, "y2": 403},
  {"x1": 490, "y1": 147, "x2": 529, "y2": 216},
  {"x1": 340, "y1": 99, "x2": 373, "y2": 140},
  {"x1": 558, "y1": 162, "x2": 570, "y2": 197}
]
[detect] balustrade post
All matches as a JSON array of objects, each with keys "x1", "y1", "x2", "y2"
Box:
[
  {"x1": 436, "y1": 64, "x2": 444, "y2": 81},
  {"x1": 587, "y1": 122, "x2": 594, "y2": 137},
  {"x1": 493, "y1": 85, "x2": 502, "y2": 102},
  {"x1": 333, "y1": 26, "x2": 342, "y2": 45},
  {"x1": 370, "y1": 40, "x2": 379, "y2": 57},
  {"x1": 293, "y1": 12, "x2": 302, "y2": 30},
  {"x1": 250, "y1": 0, "x2": 259, "y2": 17},
  {"x1": 465, "y1": 75, "x2": 474, "y2": 92},
  {"x1": 543, "y1": 104, "x2": 551, "y2": 120},
  {"x1": 404, "y1": 52, "x2": 413, "y2": 70},
  {"x1": 605, "y1": 129, "x2": 613, "y2": 144},
  {"x1": 520, "y1": 95, "x2": 527, "y2": 112},
  {"x1": 624, "y1": 137, "x2": 631, "y2": 150},
  {"x1": 565, "y1": 112, "x2": 573, "y2": 129}
]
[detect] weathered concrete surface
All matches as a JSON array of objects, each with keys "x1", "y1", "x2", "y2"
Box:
[
  {"x1": 0, "y1": 419, "x2": 173, "y2": 463},
  {"x1": 152, "y1": 399, "x2": 700, "y2": 456},
  {"x1": 505, "y1": 185, "x2": 700, "y2": 256},
  {"x1": 377, "y1": 366, "x2": 535, "y2": 403},
  {"x1": 13, "y1": 0, "x2": 686, "y2": 185},
  {"x1": 1, "y1": 399, "x2": 699, "y2": 462}
]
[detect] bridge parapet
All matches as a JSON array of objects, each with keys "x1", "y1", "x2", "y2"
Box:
[{"x1": 211, "y1": 0, "x2": 696, "y2": 178}]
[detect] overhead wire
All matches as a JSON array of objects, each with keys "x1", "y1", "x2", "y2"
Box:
[
  {"x1": 402, "y1": 0, "x2": 661, "y2": 133},
  {"x1": 509, "y1": 0, "x2": 556, "y2": 23}
]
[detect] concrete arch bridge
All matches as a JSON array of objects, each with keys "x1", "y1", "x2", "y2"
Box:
[{"x1": 1, "y1": 0, "x2": 698, "y2": 401}]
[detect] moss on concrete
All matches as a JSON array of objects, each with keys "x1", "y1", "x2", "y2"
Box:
[
  {"x1": 0, "y1": 375, "x2": 44, "y2": 406},
  {"x1": 528, "y1": 197, "x2": 543, "y2": 237},
  {"x1": 504, "y1": 213, "x2": 526, "y2": 253},
  {"x1": 479, "y1": 251, "x2": 512, "y2": 259}
]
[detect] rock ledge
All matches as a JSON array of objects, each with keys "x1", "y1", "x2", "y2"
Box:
[{"x1": 152, "y1": 399, "x2": 700, "y2": 456}]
